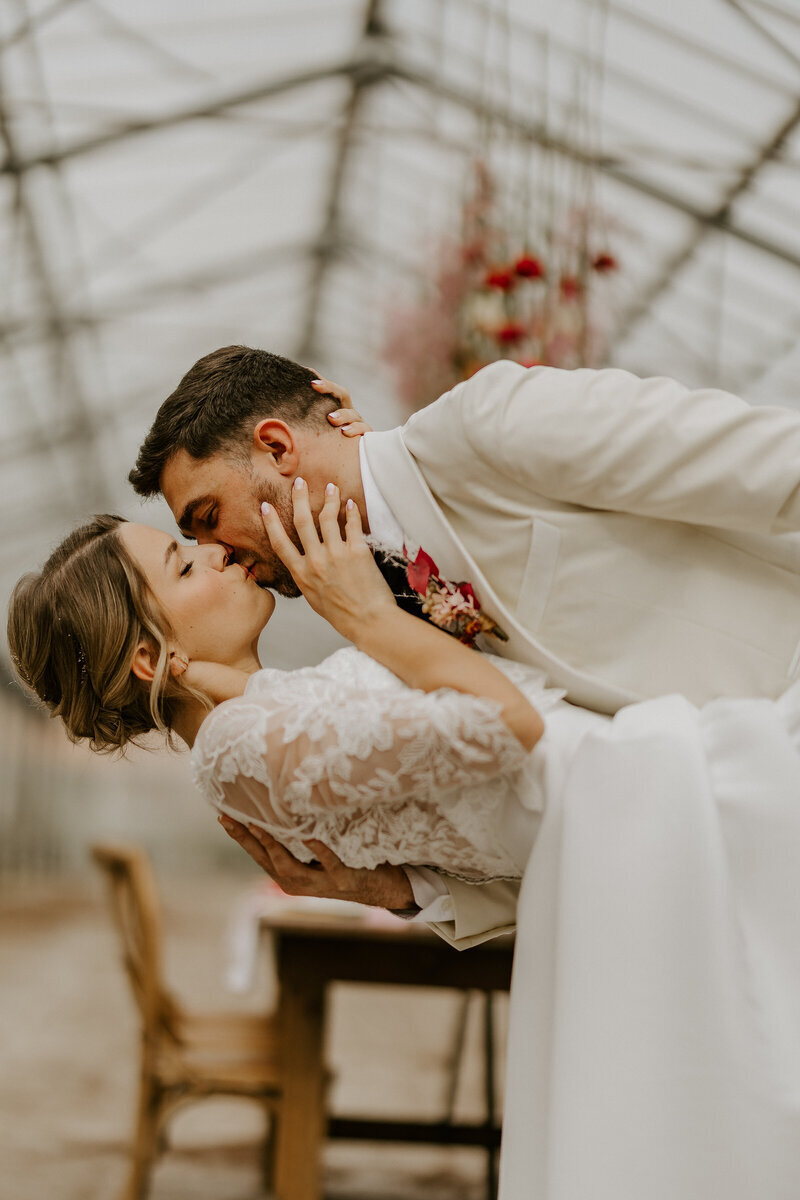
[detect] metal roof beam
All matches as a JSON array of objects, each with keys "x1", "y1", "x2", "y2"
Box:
[
  {"x1": 422, "y1": 0, "x2": 796, "y2": 99},
  {"x1": 6, "y1": 38, "x2": 800, "y2": 272},
  {"x1": 746, "y1": 0, "x2": 800, "y2": 27},
  {"x1": 0, "y1": 53, "x2": 393, "y2": 175},
  {"x1": 573, "y1": 0, "x2": 797, "y2": 97},
  {"x1": 295, "y1": 0, "x2": 387, "y2": 363},
  {"x1": 614, "y1": 94, "x2": 800, "y2": 345},
  {"x1": 723, "y1": 0, "x2": 800, "y2": 72},
  {"x1": 0, "y1": 237, "x2": 314, "y2": 344},
  {"x1": 0, "y1": 10, "x2": 108, "y2": 509},
  {"x1": 418, "y1": 2, "x2": 774, "y2": 144},
  {"x1": 394, "y1": 62, "x2": 800, "y2": 273}
]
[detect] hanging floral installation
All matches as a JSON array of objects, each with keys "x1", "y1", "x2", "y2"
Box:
[{"x1": 383, "y1": 160, "x2": 621, "y2": 415}]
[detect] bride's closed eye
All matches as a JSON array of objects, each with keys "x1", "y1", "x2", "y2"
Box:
[{"x1": 179, "y1": 560, "x2": 193, "y2": 577}]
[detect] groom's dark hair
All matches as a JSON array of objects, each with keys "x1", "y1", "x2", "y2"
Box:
[{"x1": 129, "y1": 345, "x2": 331, "y2": 497}]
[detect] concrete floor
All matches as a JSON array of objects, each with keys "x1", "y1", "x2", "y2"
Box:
[{"x1": 0, "y1": 872, "x2": 507, "y2": 1200}]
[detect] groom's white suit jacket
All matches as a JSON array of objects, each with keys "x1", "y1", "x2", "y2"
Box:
[{"x1": 361, "y1": 360, "x2": 800, "y2": 949}]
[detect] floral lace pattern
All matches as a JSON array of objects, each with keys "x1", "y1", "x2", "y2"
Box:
[{"x1": 191, "y1": 647, "x2": 564, "y2": 882}]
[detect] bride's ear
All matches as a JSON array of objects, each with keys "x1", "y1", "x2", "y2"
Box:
[
  {"x1": 131, "y1": 642, "x2": 187, "y2": 684},
  {"x1": 131, "y1": 641, "x2": 157, "y2": 684}
]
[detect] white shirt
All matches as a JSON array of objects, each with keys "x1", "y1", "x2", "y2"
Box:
[{"x1": 359, "y1": 436, "x2": 454, "y2": 923}]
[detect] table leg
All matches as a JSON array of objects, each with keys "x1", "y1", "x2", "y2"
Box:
[{"x1": 273, "y1": 952, "x2": 327, "y2": 1200}]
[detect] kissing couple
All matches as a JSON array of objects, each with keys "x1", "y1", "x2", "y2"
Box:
[{"x1": 10, "y1": 346, "x2": 800, "y2": 1199}]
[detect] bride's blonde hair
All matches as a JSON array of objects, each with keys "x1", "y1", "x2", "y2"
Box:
[{"x1": 7, "y1": 515, "x2": 208, "y2": 753}]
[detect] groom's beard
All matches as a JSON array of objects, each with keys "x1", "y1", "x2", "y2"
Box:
[{"x1": 254, "y1": 481, "x2": 303, "y2": 597}]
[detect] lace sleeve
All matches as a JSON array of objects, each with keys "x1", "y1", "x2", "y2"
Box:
[{"x1": 191, "y1": 669, "x2": 529, "y2": 832}]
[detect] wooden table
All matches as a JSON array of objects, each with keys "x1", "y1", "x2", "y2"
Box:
[{"x1": 264, "y1": 910, "x2": 514, "y2": 1200}]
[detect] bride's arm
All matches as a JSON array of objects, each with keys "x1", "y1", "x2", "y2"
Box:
[{"x1": 261, "y1": 479, "x2": 544, "y2": 752}]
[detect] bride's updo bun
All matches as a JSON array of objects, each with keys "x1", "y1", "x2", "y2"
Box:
[{"x1": 8, "y1": 515, "x2": 186, "y2": 752}]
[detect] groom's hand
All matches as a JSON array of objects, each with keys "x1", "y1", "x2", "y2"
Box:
[{"x1": 217, "y1": 816, "x2": 416, "y2": 910}]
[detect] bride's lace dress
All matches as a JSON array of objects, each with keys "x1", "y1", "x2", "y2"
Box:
[
  {"x1": 191, "y1": 646, "x2": 568, "y2": 882},
  {"x1": 192, "y1": 646, "x2": 800, "y2": 1200}
]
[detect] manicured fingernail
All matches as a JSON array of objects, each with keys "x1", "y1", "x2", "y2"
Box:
[
  {"x1": 325, "y1": 482, "x2": 336, "y2": 495},
  {"x1": 294, "y1": 477, "x2": 305, "y2": 490},
  {"x1": 261, "y1": 501, "x2": 271, "y2": 515},
  {"x1": 341, "y1": 423, "x2": 353, "y2": 433},
  {"x1": 346, "y1": 498, "x2": 354, "y2": 510},
  {"x1": 311, "y1": 378, "x2": 323, "y2": 386},
  {"x1": 218, "y1": 815, "x2": 233, "y2": 830}
]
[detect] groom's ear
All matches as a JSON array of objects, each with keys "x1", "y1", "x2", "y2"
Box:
[{"x1": 252, "y1": 419, "x2": 299, "y2": 478}]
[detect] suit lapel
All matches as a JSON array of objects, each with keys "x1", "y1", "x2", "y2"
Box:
[
  {"x1": 363, "y1": 429, "x2": 477, "y2": 582},
  {"x1": 362, "y1": 429, "x2": 631, "y2": 714}
]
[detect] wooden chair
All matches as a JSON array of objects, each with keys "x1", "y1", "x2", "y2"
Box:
[{"x1": 91, "y1": 842, "x2": 283, "y2": 1200}]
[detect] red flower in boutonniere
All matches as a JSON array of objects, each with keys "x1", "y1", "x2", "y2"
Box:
[{"x1": 403, "y1": 545, "x2": 509, "y2": 648}]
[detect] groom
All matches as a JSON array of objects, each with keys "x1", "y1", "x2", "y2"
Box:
[{"x1": 130, "y1": 345, "x2": 800, "y2": 948}]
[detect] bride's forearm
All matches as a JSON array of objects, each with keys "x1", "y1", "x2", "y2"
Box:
[{"x1": 353, "y1": 608, "x2": 543, "y2": 751}]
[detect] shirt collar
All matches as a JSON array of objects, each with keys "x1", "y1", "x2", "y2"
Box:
[{"x1": 359, "y1": 434, "x2": 404, "y2": 551}]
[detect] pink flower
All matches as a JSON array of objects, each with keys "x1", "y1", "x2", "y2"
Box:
[
  {"x1": 425, "y1": 589, "x2": 479, "y2": 624},
  {"x1": 461, "y1": 241, "x2": 486, "y2": 266},
  {"x1": 559, "y1": 275, "x2": 582, "y2": 300}
]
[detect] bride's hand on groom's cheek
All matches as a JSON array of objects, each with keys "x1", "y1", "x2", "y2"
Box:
[
  {"x1": 260, "y1": 479, "x2": 394, "y2": 638},
  {"x1": 217, "y1": 816, "x2": 416, "y2": 909}
]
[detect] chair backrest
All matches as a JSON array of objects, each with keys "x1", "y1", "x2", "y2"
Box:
[{"x1": 91, "y1": 842, "x2": 180, "y2": 1040}]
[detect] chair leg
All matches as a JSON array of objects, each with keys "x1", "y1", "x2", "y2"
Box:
[
  {"x1": 483, "y1": 992, "x2": 498, "y2": 1200},
  {"x1": 261, "y1": 1104, "x2": 278, "y2": 1193},
  {"x1": 121, "y1": 1068, "x2": 163, "y2": 1200}
]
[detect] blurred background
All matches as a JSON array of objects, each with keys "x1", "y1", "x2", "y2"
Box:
[
  {"x1": 5, "y1": 0, "x2": 800, "y2": 872},
  {"x1": 3, "y1": 1, "x2": 800, "y2": 1196}
]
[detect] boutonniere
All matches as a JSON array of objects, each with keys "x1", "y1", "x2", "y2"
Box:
[{"x1": 404, "y1": 544, "x2": 508, "y2": 648}]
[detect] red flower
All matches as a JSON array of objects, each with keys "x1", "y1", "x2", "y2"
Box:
[
  {"x1": 496, "y1": 322, "x2": 526, "y2": 344},
  {"x1": 559, "y1": 275, "x2": 582, "y2": 300},
  {"x1": 485, "y1": 266, "x2": 515, "y2": 290},
  {"x1": 520, "y1": 357, "x2": 544, "y2": 368},
  {"x1": 514, "y1": 254, "x2": 545, "y2": 279},
  {"x1": 406, "y1": 546, "x2": 438, "y2": 594},
  {"x1": 592, "y1": 252, "x2": 617, "y2": 273}
]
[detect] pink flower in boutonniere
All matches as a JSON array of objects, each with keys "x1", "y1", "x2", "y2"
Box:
[{"x1": 403, "y1": 545, "x2": 509, "y2": 648}]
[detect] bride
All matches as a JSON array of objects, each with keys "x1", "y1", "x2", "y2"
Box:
[{"x1": 8, "y1": 480, "x2": 800, "y2": 1200}]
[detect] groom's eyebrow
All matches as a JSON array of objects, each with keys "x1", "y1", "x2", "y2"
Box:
[{"x1": 177, "y1": 495, "x2": 213, "y2": 535}]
